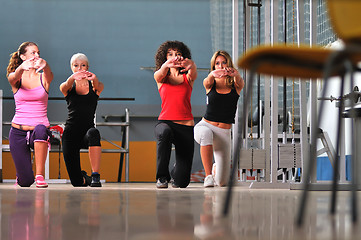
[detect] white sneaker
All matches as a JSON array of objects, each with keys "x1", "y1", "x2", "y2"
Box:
[{"x1": 204, "y1": 175, "x2": 215, "y2": 187}]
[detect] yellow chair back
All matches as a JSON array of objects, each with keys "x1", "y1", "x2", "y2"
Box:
[{"x1": 327, "y1": 0, "x2": 361, "y2": 44}]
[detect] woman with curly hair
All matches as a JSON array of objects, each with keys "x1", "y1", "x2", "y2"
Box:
[
  {"x1": 6, "y1": 41, "x2": 53, "y2": 188},
  {"x1": 194, "y1": 50, "x2": 244, "y2": 187},
  {"x1": 154, "y1": 40, "x2": 197, "y2": 188}
]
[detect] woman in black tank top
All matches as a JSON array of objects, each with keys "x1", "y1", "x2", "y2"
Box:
[
  {"x1": 60, "y1": 53, "x2": 104, "y2": 187},
  {"x1": 194, "y1": 50, "x2": 244, "y2": 187}
]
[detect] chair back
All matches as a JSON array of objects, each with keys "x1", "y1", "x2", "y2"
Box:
[{"x1": 327, "y1": 0, "x2": 361, "y2": 44}]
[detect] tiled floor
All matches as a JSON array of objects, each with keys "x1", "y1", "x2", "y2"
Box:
[{"x1": 0, "y1": 182, "x2": 360, "y2": 240}]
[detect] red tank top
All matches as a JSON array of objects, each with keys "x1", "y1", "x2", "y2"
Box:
[{"x1": 158, "y1": 74, "x2": 193, "y2": 121}]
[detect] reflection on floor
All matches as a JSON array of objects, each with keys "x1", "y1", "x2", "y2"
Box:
[{"x1": 0, "y1": 183, "x2": 360, "y2": 240}]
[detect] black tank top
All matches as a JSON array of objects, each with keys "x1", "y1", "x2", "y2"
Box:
[
  {"x1": 65, "y1": 81, "x2": 99, "y2": 128},
  {"x1": 204, "y1": 81, "x2": 240, "y2": 124}
]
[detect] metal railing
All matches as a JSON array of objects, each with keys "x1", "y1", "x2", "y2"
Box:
[{"x1": 0, "y1": 91, "x2": 134, "y2": 183}]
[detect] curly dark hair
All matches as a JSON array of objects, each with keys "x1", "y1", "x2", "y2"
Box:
[{"x1": 154, "y1": 40, "x2": 192, "y2": 72}]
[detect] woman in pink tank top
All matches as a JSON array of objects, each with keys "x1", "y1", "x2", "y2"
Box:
[
  {"x1": 6, "y1": 42, "x2": 53, "y2": 188},
  {"x1": 154, "y1": 40, "x2": 197, "y2": 189}
]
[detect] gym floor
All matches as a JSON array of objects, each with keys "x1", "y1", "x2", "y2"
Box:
[{"x1": 0, "y1": 183, "x2": 359, "y2": 240}]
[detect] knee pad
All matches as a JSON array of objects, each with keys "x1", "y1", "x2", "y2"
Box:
[
  {"x1": 155, "y1": 123, "x2": 172, "y2": 141},
  {"x1": 32, "y1": 124, "x2": 51, "y2": 141},
  {"x1": 86, "y1": 128, "x2": 101, "y2": 146},
  {"x1": 194, "y1": 126, "x2": 213, "y2": 146}
]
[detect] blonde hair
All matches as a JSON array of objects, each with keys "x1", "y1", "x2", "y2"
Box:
[
  {"x1": 210, "y1": 50, "x2": 235, "y2": 87},
  {"x1": 70, "y1": 53, "x2": 89, "y2": 67}
]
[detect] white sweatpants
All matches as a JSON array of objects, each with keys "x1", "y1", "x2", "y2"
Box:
[{"x1": 194, "y1": 119, "x2": 231, "y2": 186}]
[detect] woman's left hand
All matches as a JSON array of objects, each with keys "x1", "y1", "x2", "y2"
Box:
[
  {"x1": 85, "y1": 71, "x2": 99, "y2": 92},
  {"x1": 85, "y1": 71, "x2": 96, "y2": 81},
  {"x1": 224, "y1": 67, "x2": 238, "y2": 77},
  {"x1": 179, "y1": 58, "x2": 194, "y2": 73},
  {"x1": 34, "y1": 57, "x2": 47, "y2": 73}
]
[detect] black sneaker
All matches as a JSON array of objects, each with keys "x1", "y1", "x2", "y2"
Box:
[
  {"x1": 81, "y1": 170, "x2": 92, "y2": 186},
  {"x1": 90, "y1": 172, "x2": 102, "y2": 187},
  {"x1": 156, "y1": 178, "x2": 168, "y2": 188}
]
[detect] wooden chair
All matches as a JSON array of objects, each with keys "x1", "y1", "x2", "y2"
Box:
[{"x1": 223, "y1": 0, "x2": 361, "y2": 225}]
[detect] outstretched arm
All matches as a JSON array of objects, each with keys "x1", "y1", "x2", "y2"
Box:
[
  {"x1": 34, "y1": 57, "x2": 53, "y2": 86},
  {"x1": 59, "y1": 71, "x2": 87, "y2": 96},
  {"x1": 59, "y1": 75, "x2": 76, "y2": 97},
  {"x1": 228, "y1": 68, "x2": 244, "y2": 94},
  {"x1": 7, "y1": 57, "x2": 36, "y2": 88},
  {"x1": 87, "y1": 71, "x2": 104, "y2": 95},
  {"x1": 154, "y1": 57, "x2": 183, "y2": 83},
  {"x1": 203, "y1": 69, "x2": 229, "y2": 93},
  {"x1": 203, "y1": 72, "x2": 216, "y2": 93},
  {"x1": 182, "y1": 58, "x2": 197, "y2": 85}
]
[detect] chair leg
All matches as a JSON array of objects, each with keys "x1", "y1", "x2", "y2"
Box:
[
  {"x1": 296, "y1": 67, "x2": 334, "y2": 226},
  {"x1": 351, "y1": 128, "x2": 358, "y2": 223},
  {"x1": 223, "y1": 121, "x2": 242, "y2": 215},
  {"x1": 296, "y1": 49, "x2": 351, "y2": 226},
  {"x1": 296, "y1": 109, "x2": 320, "y2": 225},
  {"x1": 330, "y1": 75, "x2": 345, "y2": 215},
  {"x1": 346, "y1": 60, "x2": 358, "y2": 223},
  {"x1": 223, "y1": 67, "x2": 256, "y2": 216}
]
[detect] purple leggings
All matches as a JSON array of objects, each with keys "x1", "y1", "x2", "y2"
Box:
[{"x1": 9, "y1": 125, "x2": 51, "y2": 187}]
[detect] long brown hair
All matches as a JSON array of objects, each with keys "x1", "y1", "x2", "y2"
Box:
[
  {"x1": 210, "y1": 50, "x2": 235, "y2": 87},
  {"x1": 6, "y1": 42, "x2": 38, "y2": 77}
]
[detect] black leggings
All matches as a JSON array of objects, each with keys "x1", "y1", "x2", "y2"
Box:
[
  {"x1": 62, "y1": 126, "x2": 101, "y2": 186},
  {"x1": 155, "y1": 121, "x2": 194, "y2": 188}
]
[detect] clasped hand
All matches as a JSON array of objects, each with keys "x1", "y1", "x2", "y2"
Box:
[
  {"x1": 166, "y1": 56, "x2": 193, "y2": 73},
  {"x1": 22, "y1": 57, "x2": 47, "y2": 73},
  {"x1": 72, "y1": 70, "x2": 96, "y2": 81},
  {"x1": 211, "y1": 68, "x2": 237, "y2": 78}
]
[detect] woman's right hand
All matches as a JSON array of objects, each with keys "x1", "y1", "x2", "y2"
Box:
[
  {"x1": 72, "y1": 70, "x2": 88, "y2": 80},
  {"x1": 211, "y1": 68, "x2": 238, "y2": 78},
  {"x1": 164, "y1": 56, "x2": 183, "y2": 69},
  {"x1": 211, "y1": 69, "x2": 227, "y2": 78},
  {"x1": 21, "y1": 57, "x2": 36, "y2": 71}
]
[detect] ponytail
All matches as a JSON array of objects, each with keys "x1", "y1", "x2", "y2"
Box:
[
  {"x1": 6, "y1": 41, "x2": 38, "y2": 77},
  {"x1": 6, "y1": 51, "x2": 22, "y2": 77}
]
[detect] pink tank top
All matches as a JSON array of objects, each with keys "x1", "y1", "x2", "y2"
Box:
[
  {"x1": 158, "y1": 74, "x2": 193, "y2": 121},
  {"x1": 12, "y1": 75, "x2": 50, "y2": 127}
]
